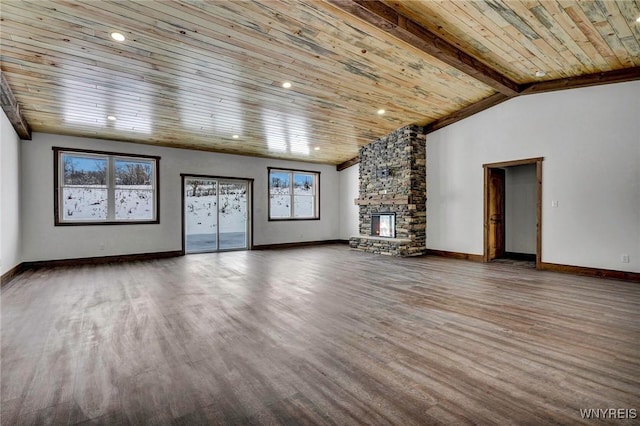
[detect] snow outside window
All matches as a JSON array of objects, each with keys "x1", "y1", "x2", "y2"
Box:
[
  {"x1": 268, "y1": 168, "x2": 319, "y2": 220},
  {"x1": 54, "y1": 148, "x2": 159, "y2": 225}
]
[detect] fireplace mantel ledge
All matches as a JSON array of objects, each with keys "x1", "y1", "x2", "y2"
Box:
[
  {"x1": 351, "y1": 235, "x2": 412, "y2": 243},
  {"x1": 354, "y1": 196, "x2": 410, "y2": 206}
]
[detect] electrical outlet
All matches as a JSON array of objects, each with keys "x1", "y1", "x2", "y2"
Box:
[
  {"x1": 99, "y1": 243, "x2": 105, "y2": 251},
  {"x1": 621, "y1": 254, "x2": 630, "y2": 263}
]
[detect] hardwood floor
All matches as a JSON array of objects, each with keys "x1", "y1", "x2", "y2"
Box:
[{"x1": 2, "y1": 245, "x2": 639, "y2": 425}]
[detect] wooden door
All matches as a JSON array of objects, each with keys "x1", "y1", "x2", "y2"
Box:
[{"x1": 488, "y1": 168, "x2": 505, "y2": 260}]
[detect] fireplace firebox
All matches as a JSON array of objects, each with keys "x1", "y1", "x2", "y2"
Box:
[{"x1": 371, "y1": 213, "x2": 396, "y2": 238}]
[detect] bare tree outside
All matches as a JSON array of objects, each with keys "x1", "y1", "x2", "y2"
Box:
[
  {"x1": 116, "y1": 161, "x2": 152, "y2": 185},
  {"x1": 189, "y1": 180, "x2": 207, "y2": 196}
]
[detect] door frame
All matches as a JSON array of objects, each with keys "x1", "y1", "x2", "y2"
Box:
[
  {"x1": 483, "y1": 157, "x2": 543, "y2": 268},
  {"x1": 181, "y1": 173, "x2": 254, "y2": 255}
]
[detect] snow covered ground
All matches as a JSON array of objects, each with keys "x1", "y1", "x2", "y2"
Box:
[
  {"x1": 62, "y1": 185, "x2": 153, "y2": 221},
  {"x1": 269, "y1": 187, "x2": 315, "y2": 218},
  {"x1": 186, "y1": 195, "x2": 218, "y2": 235},
  {"x1": 62, "y1": 183, "x2": 312, "y2": 250},
  {"x1": 185, "y1": 192, "x2": 247, "y2": 234},
  {"x1": 185, "y1": 187, "x2": 248, "y2": 251}
]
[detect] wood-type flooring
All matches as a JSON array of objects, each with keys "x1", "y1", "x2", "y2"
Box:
[{"x1": 2, "y1": 245, "x2": 639, "y2": 425}]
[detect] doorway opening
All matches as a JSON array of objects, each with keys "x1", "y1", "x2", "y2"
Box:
[
  {"x1": 483, "y1": 158, "x2": 543, "y2": 268},
  {"x1": 181, "y1": 174, "x2": 253, "y2": 253}
]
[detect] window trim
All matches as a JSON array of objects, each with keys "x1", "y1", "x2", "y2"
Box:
[
  {"x1": 267, "y1": 167, "x2": 320, "y2": 221},
  {"x1": 53, "y1": 147, "x2": 160, "y2": 226}
]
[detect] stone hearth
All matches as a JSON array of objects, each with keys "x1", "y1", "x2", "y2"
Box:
[{"x1": 349, "y1": 125, "x2": 426, "y2": 256}]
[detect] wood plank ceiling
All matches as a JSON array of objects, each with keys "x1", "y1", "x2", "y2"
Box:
[{"x1": 1, "y1": 1, "x2": 639, "y2": 165}]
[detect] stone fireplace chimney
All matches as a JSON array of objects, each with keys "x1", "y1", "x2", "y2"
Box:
[{"x1": 349, "y1": 125, "x2": 426, "y2": 256}]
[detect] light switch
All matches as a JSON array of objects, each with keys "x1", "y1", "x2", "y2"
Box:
[{"x1": 551, "y1": 200, "x2": 558, "y2": 208}]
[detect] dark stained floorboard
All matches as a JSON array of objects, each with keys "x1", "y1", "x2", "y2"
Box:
[{"x1": 2, "y1": 244, "x2": 639, "y2": 425}]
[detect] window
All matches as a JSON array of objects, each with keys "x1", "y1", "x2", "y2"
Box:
[
  {"x1": 268, "y1": 168, "x2": 319, "y2": 220},
  {"x1": 54, "y1": 147, "x2": 159, "y2": 225}
]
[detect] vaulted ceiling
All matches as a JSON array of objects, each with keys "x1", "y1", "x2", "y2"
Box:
[{"x1": 1, "y1": 1, "x2": 639, "y2": 166}]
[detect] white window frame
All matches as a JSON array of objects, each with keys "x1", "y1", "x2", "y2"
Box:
[
  {"x1": 54, "y1": 147, "x2": 160, "y2": 225},
  {"x1": 268, "y1": 168, "x2": 320, "y2": 220}
]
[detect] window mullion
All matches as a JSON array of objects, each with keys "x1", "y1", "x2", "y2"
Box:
[
  {"x1": 290, "y1": 172, "x2": 295, "y2": 218},
  {"x1": 107, "y1": 156, "x2": 116, "y2": 220}
]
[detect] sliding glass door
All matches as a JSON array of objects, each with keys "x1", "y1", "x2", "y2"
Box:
[
  {"x1": 218, "y1": 180, "x2": 249, "y2": 250},
  {"x1": 184, "y1": 176, "x2": 251, "y2": 253}
]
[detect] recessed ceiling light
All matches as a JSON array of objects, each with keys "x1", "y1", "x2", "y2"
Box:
[
  {"x1": 282, "y1": 81, "x2": 292, "y2": 89},
  {"x1": 535, "y1": 70, "x2": 546, "y2": 77},
  {"x1": 107, "y1": 115, "x2": 117, "y2": 121},
  {"x1": 636, "y1": 16, "x2": 640, "y2": 23},
  {"x1": 232, "y1": 134, "x2": 239, "y2": 139},
  {"x1": 314, "y1": 147, "x2": 320, "y2": 151},
  {"x1": 377, "y1": 109, "x2": 386, "y2": 115},
  {"x1": 110, "y1": 32, "x2": 125, "y2": 42}
]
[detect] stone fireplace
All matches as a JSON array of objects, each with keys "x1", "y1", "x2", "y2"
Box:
[{"x1": 349, "y1": 125, "x2": 426, "y2": 256}]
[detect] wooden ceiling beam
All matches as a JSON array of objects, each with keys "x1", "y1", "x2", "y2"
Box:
[
  {"x1": 0, "y1": 70, "x2": 31, "y2": 140},
  {"x1": 424, "y1": 93, "x2": 510, "y2": 134},
  {"x1": 336, "y1": 156, "x2": 360, "y2": 171},
  {"x1": 326, "y1": 0, "x2": 520, "y2": 96},
  {"x1": 424, "y1": 67, "x2": 640, "y2": 135},
  {"x1": 519, "y1": 67, "x2": 640, "y2": 95}
]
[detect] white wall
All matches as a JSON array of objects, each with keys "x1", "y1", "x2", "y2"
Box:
[
  {"x1": 21, "y1": 133, "x2": 341, "y2": 262},
  {"x1": 339, "y1": 164, "x2": 359, "y2": 240},
  {"x1": 1, "y1": 110, "x2": 22, "y2": 275},
  {"x1": 428, "y1": 81, "x2": 640, "y2": 272},
  {"x1": 505, "y1": 164, "x2": 536, "y2": 254}
]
